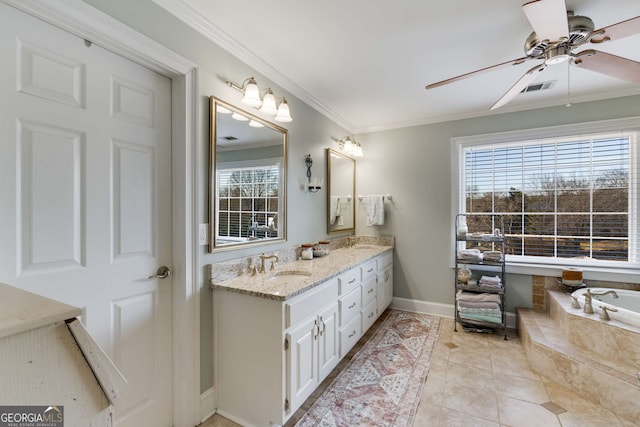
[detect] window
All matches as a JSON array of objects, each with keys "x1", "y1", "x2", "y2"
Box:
[
  {"x1": 455, "y1": 119, "x2": 639, "y2": 269},
  {"x1": 216, "y1": 160, "x2": 281, "y2": 242}
]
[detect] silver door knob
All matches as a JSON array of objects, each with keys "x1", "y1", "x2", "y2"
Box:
[{"x1": 148, "y1": 266, "x2": 172, "y2": 279}]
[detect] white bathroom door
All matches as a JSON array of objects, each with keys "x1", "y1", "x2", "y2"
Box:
[{"x1": 0, "y1": 3, "x2": 173, "y2": 427}]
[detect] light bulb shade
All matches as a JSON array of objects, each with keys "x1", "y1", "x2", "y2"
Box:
[
  {"x1": 274, "y1": 98, "x2": 293, "y2": 122},
  {"x1": 259, "y1": 89, "x2": 278, "y2": 116},
  {"x1": 231, "y1": 112, "x2": 249, "y2": 121},
  {"x1": 216, "y1": 105, "x2": 232, "y2": 114},
  {"x1": 249, "y1": 120, "x2": 264, "y2": 128},
  {"x1": 353, "y1": 143, "x2": 364, "y2": 157},
  {"x1": 241, "y1": 78, "x2": 262, "y2": 108},
  {"x1": 343, "y1": 137, "x2": 354, "y2": 154}
]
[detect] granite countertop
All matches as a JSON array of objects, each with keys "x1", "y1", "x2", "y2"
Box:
[
  {"x1": 0, "y1": 282, "x2": 82, "y2": 339},
  {"x1": 211, "y1": 244, "x2": 393, "y2": 301}
]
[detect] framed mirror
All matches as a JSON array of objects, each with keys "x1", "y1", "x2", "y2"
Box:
[
  {"x1": 209, "y1": 97, "x2": 287, "y2": 251},
  {"x1": 327, "y1": 148, "x2": 355, "y2": 234}
]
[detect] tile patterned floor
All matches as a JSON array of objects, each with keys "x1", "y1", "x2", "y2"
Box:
[{"x1": 200, "y1": 314, "x2": 628, "y2": 427}]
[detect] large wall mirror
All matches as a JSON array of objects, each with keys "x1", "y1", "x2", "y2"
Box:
[
  {"x1": 327, "y1": 148, "x2": 355, "y2": 234},
  {"x1": 209, "y1": 97, "x2": 287, "y2": 251}
]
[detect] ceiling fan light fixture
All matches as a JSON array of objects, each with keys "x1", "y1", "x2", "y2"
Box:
[{"x1": 545, "y1": 45, "x2": 571, "y2": 65}]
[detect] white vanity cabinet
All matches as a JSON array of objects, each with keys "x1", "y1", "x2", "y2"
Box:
[
  {"x1": 213, "y1": 248, "x2": 393, "y2": 427},
  {"x1": 286, "y1": 279, "x2": 340, "y2": 411}
]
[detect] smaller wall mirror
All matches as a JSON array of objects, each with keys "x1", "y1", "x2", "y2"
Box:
[
  {"x1": 210, "y1": 97, "x2": 287, "y2": 251},
  {"x1": 327, "y1": 148, "x2": 355, "y2": 233}
]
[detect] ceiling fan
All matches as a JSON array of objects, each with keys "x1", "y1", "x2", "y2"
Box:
[{"x1": 425, "y1": 0, "x2": 640, "y2": 110}]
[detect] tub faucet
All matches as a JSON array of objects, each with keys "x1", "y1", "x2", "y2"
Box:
[
  {"x1": 259, "y1": 253, "x2": 279, "y2": 273},
  {"x1": 591, "y1": 290, "x2": 619, "y2": 299},
  {"x1": 599, "y1": 305, "x2": 618, "y2": 321},
  {"x1": 583, "y1": 289, "x2": 594, "y2": 314},
  {"x1": 583, "y1": 289, "x2": 619, "y2": 314}
]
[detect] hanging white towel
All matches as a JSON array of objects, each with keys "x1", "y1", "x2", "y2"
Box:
[
  {"x1": 366, "y1": 196, "x2": 385, "y2": 226},
  {"x1": 330, "y1": 196, "x2": 342, "y2": 225}
]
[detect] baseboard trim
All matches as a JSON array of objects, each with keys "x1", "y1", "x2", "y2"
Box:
[
  {"x1": 391, "y1": 297, "x2": 517, "y2": 330},
  {"x1": 199, "y1": 387, "x2": 216, "y2": 424}
]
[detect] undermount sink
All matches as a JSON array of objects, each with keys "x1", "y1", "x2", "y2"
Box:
[{"x1": 266, "y1": 270, "x2": 312, "y2": 283}]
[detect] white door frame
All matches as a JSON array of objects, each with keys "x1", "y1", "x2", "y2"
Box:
[{"x1": 0, "y1": 1, "x2": 201, "y2": 426}]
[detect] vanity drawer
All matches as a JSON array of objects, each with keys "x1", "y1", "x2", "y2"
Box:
[
  {"x1": 361, "y1": 276, "x2": 377, "y2": 307},
  {"x1": 285, "y1": 278, "x2": 338, "y2": 328},
  {"x1": 362, "y1": 298, "x2": 378, "y2": 332},
  {"x1": 338, "y1": 268, "x2": 360, "y2": 294},
  {"x1": 339, "y1": 286, "x2": 361, "y2": 327},
  {"x1": 340, "y1": 314, "x2": 362, "y2": 357},
  {"x1": 377, "y1": 251, "x2": 393, "y2": 270},
  {"x1": 361, "y1": 259, "x2": 377, "y2": 282}
]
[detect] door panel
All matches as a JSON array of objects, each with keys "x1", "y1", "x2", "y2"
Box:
[{"x1": 0, "y1": 4, "x2": 173, "y2": 426}]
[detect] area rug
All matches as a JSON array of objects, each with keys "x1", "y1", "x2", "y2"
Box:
[{"x1": 295, "y1": 310, "x2": 441, "y2": 427}]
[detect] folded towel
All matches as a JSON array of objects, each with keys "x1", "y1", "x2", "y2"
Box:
[
  {"x1": 457, "y1": 300, "x2": 501, "y2": 309},
  {"x1": 459, "y1": 312, "x2": 503, "y2": 324},
  {"x1": 366, "y1": 196, "x2": 385, "y2": 226},
  {"x1": 456, "y1": 290, "x2": 501, "y2": 304},
  {"x1": 457, "y1": 249, "x2": 483, "y2": 262},
  {"x1": 329, "y1": 196, "x2": 342, "y2": 225}
]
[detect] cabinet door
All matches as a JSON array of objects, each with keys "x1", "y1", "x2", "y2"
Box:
[
  {"x1": 317, "y1": 303, "x2": 339, "y2": 380},
  {"x1": 287, "y1": 316, "x2": 318, "y2": 410},
  {"x1": 378, "y1": 265, "x2": 393, "y2": 312}
]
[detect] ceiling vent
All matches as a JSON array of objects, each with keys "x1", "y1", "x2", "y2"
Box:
[
  {"x1": 219, "y1": 135, "x2": 238, "y2": 141},
  {"x1": 521, "y1": 80, "x2": 557, "y2": 93}
]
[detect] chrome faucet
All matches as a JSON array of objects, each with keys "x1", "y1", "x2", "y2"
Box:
[{"x1": 259, "y1": 253, "x2": 279, "y2": 273}]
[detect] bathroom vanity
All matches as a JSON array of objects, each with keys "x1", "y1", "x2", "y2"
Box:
[{"x1": 211, "y1": 244, "x2": 393, "y2": 427}]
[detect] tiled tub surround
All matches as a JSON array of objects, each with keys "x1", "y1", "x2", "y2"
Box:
[
  {"x1": 210, "y1": 235, "x2": 393, "y2": 300},
  {"x1": 531, "y1": 275, "x2": 640, "y2": 311},
  {"x1": 209, "y1": 236, "x2": 394, "y2": 427},
  {"x1": 518, "y1": 290, "x2": 640, "y2": 425}
]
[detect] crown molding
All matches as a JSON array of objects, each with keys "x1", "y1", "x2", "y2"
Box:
[{"x1": 152, "y1": 0, "x2": 356, "y2": 132}]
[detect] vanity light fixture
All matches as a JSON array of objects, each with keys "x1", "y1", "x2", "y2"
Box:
[
  {"x1": 332, "y1": 136, "x2": 364, "y2": 158},
  {"x1": 305, "y1": 154, "x2": 322, "y2": 193},
  {"x1": 259, "y1": 88, "x2": 278, "y2": 115},
  {"x1": 226, "y1": 76, "x2": 293, "y2": 123}
]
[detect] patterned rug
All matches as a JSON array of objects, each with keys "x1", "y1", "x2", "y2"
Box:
[{"x1": 295, "y1": 310, "x2": 441, "y2": 427}]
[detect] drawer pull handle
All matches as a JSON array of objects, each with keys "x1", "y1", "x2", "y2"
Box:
[
  {"x1": 367, "y1": 268, "x2": 374, "y2": 273},
  {"x1": 367, "y1": 288, "x2": 374, "y2": 294},
  {"x1": 368, "y1": 312, "x2": 374, "y2": 318},
  {"x1": 348, "y1": 330, "x2": 356, "y2": 338},
  {"x1": 348, "y1": 278, "x2": 356, "y2": 284},
  {"x1": 348, "y1": 302, "x2": 356, "y2": 309}
]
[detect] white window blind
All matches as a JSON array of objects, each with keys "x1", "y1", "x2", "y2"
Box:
[
  {"x1": 460, "y1": 130, "x2": 639, "y2": 268},
  {"x1": 216, "y1": 164, "x2": 280, "y2": 240}
]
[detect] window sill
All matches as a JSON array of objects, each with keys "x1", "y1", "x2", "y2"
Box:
[{"x1": 504, "y1": 262, "x2": 640, "y2": 284}]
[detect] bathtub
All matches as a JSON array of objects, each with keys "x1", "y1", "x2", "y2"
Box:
[{"x1": 571, "y1": 287, "x2": 640, "y2": 327}]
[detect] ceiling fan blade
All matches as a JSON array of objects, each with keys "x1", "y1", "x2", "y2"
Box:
[
  {"x1": 573, "y1": 50, "x2": 640, "y2": 83},
  {"x1": 490, "y1": 63, "x2": 547, "y2": 110},
  {"x1": 590, "y1": 16, "x2": 640, "y2": 44},
  {"x1": 522, "y1": 0, "x2": 569, "y2": 43},
  {"x1": 425, "y1": 56, "x2": 532, "y2": 90}
]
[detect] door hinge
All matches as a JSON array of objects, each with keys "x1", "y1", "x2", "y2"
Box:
[
  {"x1": 284, "y1": 398, "x2": 289, "y2": 411},
  {"x1": 284, "y1": 337, "x2": 289, "y2": 351}
]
